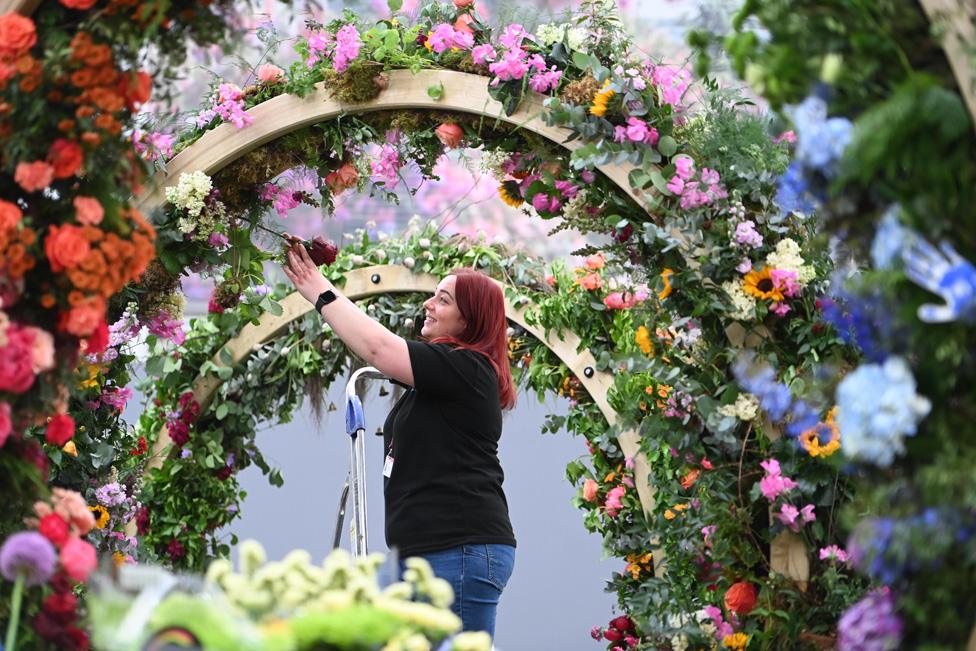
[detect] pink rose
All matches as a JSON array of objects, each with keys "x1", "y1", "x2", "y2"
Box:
[
  {"x1": 60, "y1": 537, "x2": 97, "y2": 582},
  {"x1": 0, "y1": 401, "x2": 11, "y2": 448},
  {"x1": 435, "y1": 123, "x2": 464, "y2": 149},
  {"x1": 585, "y1": 253, "x2": 605, "y2": 270},
  {"x1": 14, "y1": 161, "x2": 55, "y2": 193},
  {"x1": 257, "y1": 63, "x2": 285, "y2": 84},
  {"x1": 582, "y1": 479, "x2": 598, "y2": 502},
  {"x1": 454, "y1": 0, "x2": 475, "y2": 6},
  {"x1": 0, "y1": 324, "x2": 36, "y2": 393},
  {"x1": 605, "y1": 485, "x2": 626, "y2": 518},
  {"x1": 73, "y1": 196, "x2": 104, "y2": 226},
  {"x1": 26, "y1": 326, "x2": 54, "y2": 373}
]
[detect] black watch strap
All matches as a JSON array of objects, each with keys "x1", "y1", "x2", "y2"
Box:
[{"x1": 314, "y1": 289, "x2": 338, "y2": 313}]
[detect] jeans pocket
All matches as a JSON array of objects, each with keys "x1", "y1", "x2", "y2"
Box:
[{"x1": 486, "y1": 545, "x2": 515, "y2": 592}]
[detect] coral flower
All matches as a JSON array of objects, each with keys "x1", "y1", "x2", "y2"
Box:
[{"x1": 743, "y1": 267, "x2": 784, "y2": 302}]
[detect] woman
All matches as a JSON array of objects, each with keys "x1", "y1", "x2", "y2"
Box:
[{"x1": 283, "y1": 239, "x2": 517, "y2": 637}]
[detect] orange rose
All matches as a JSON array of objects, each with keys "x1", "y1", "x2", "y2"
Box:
[
  {"x1": 14, "y1": 161, "x2": 54, "y2": 192},
  {"x1": 453, "y1": 12, "x2": 476, "y2": 34},
  {"x1": 435, "y1": 123, "x2": 464, "y2": 149},
  {"x1": 60, "y1": 0, "x2": 99, "y2": 9},
  {"x1": 89, "y1": 87, "x2": 124, "y2": 113},
  {"x1": 47, "y1": 139, "x2": 84, "y2": 179},
  {"x1": 324, "y1": 162, "x2": 359, "y2": 194},
  {"x1": 45, "y1": 224, "x2": 91, "y2": 272},
  {"x1": 0, "y1": 14, "x2": 37, "y2": 59},
  {"x1": 118, "y1": 70, "x2": 151, "y2": 110},
  {"x1": 0, "y1": 199, "x2": 21, "y2": 232},
  {"x1": 59, "y1": 296, "x2": 104, "y2": 336},
  {"x1": 723, "y1": 581, "x2": 757, "y2": 616}
]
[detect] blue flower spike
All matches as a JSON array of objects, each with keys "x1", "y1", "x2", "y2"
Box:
[{"x1": 902, "y1": 238, "x2": 976, "y2": 323}]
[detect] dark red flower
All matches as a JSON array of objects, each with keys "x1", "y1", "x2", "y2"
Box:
[
  {"x1": 612, "y1": 223, "x2": 634, "y2": 243},
  {"x1": 604, "y1": 627, "x2": 624, "y2": 642},
  {"x1": 610, "y1": 615, "x2": 633, "y2": 632},
  {"x1": 135, "y1": 506, "x2": 150, "y2": 535},
  {"x1": 38, "y1": 513, "x2": 70, "y2": 547},
  {"x1": 305, "y1": 236, "x2": 338, "y2": 266},
  {"x1": 65, "y1": 625, "x2": 90, "y2": 651},
  {"x1": 21, "y1": 439, "x2": 49, "y2": 479},
  {"x1": 215, "y1": 465, "x2": 233, "y2": 480},
  {"x1": 168, "y1": 419, "x2": 190, "y2": 446},
  {"x1": 43, "y1": 592, "x2": 78, "y2": 620},
  {"x1": 724, "y1": 581, "x2": 758, "y2": 616},
  {"x1": 166, "y1": 538, "x2": 185, "y2": 562},
  {"x1": 130, "y1": 435, "x2": 147, "y2": 456}
]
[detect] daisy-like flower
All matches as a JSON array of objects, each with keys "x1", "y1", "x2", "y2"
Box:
[
  {"x1": 743, "y1": 267, "x2": 785, "y2": 302},
  {"x1": 89, "y1": 505, "x2": 110, "y2": 529}
]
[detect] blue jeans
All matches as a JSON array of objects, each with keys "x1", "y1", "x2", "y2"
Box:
[{"x1": 401, "y1": 544, "x2": 515, "y2": 637}]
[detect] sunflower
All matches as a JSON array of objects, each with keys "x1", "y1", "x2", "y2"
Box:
[
  {"x1": 89, "y1": 504, "x2": 110, "y2": 529},
  {"x1": 589, "y1": 79, "x2": 615, "y2": 117},
  {"x1": 658, "y1": 268, "x2": 674, "y2": 300},
  {"x1": 635, "y1": 325, "x2": 653, "y2": 355},
  {"x1": 800, "y1": 407, "x2": 841, "y2": 458},
  {"x1": 743, "y1": 267, "x2": 784, "y2": 302},
  {"x1": 498, "y1": 180, "x2": 523, "y2": 207}
]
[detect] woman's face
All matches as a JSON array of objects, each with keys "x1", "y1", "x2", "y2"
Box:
[{"x1": 422, "y1": 275, "x2": 466, "y2": 339}]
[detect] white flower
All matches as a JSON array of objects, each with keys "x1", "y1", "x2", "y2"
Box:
[
  {"x1": 478, "y1": 150, "x2": 510, "y2": 179},
  {"x1": 766, "y1": 238, "x2": 815, "y2": 285},
  {"x1": 239, "y1": 540, "x2": 266, "y2": 577},
  {"x1": 722, "y1": 280, "x2": 756, "y2": 321},
  {"x1": 375, "y1": 249, "x2": 387, "y2": 261},
  {"x1": 403, "y1": 318, "x2": 414, "y2": 330},
  {"x1": 561, "y1": 188, "x2": 590, "y2": 223},
  {"x1": 165, "y1": 171, "x2": 212, "y2": 217},
  {"x1": 451, "y1": 631, "x2": 493, "y2": 651},
  {"x1": 351, "y1": 254, "x2": 366, "y2": 265},
  {"x1": 718, "y1": 393, "x2": 760, "y2": 421},
  {"x1": 378, "y1": 231, "x2": 389, "y2": 242},
  {"x1": 418, "y1": 237, "x2": 431, "y2": 249},
  {"x1": 422, "y1": 251, "x2": 434, "y2": 260},
  {"x1": 403, "y1": 256, "x2": 415, "y2": 269}
]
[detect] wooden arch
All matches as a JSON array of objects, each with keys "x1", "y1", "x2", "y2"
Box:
[{"x1": 146, "y1": 264, "x2": 656, "y2": 514}]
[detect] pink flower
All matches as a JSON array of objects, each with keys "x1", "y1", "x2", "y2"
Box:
[
  {"x1": 208, "y1": 232, "x2": 229, "y2": 248},
  {"x1": 306, "y1": 31, "x2": 333, "y2": 68},
  {"x1": 26, "y1": 326, "x2": 54, "y2": 374},
  {"x1": 604, "y1": 291, "x2": 636, "y2": 310},
  {"x1": 0, "y1": 401, "x2": 11, "y2": 448},
  {"x1": 666, "y1": 175, "x2": 685, "y2": 195},
  {"x1": 333, "y1": 25, "x2": 362, "y2": 72},
  {"x1": 0, "y1": 324, "x2": 35, "y2": 393},
  {"x1": 582, "y1": 478, "x2": 598, "y2": 502},
  {"x1": 770, "y1": 269, "x2": 801, "y2": 297},
  {"x1": 759, "y1": 473, "x2": 797, "y2": 501},
  {"x1": 100, "y1": 386, "x2": 132, "y2": 412},
  {"x1": 471, "y1": 44, "x2": 496, "y2": 66},
  {"x1": 498, "y1": 23, "x2": 529, "y2": 49},
  {"x1": 217, "y1": 83, "x2": 243, "y2": 103},
  {"x1": 624, "y1": 456, "x2": 635, "y2": 469},
  {"x1": 554, "y1": 179, "x2": 578, "y2": 199},
  {"x1": 736, "y1": 258, "x2": 753, "y2": 274},
  {"x1": 650, "y1": 64, "x2": 692, "y2": 108},
  {"x1": 452, "y1": 28, "x2": 474, "y2": 50},
  {"x1": 454, "y1": 13, "x2": 476, "y2": 35},
  {"x1": 700, "y1": 167, "x2": 720, "y2": 185},
  {"x1": 454, "y1": 0, "x2": 475, "y2": 7},
  {"x1": 256, "y1": 63, "x2": 285, "y2": 84},
  {"x1": 427, "y1": 23, "x2": 457, "y2": 54},
  {"x1": 529, "y1": 68, "x2": 562, "y2": 93},
  {"x1": 819, "y1": 545, "x2": 849, "y2": 563},
  {"x1": 703, "y1": 605, "x2": 734, "y2": 639},
  {"x1": 488, "y1": 48, "x2": 529, "y2": 81},
  {"x1": 371, "y1": 143, "x2": 402, "y2": 187},
  {"x1": 624, "y1": 117, "x2": 652, "y2": 143},
  {"x1": 776, "y1": 503, "x2": 801, "y2": 531},
  {"x1": 759, "y1": 458, "x2": 781, "y2": 476},
  {"x1": 800, "y1": 503, "x2": 816, "y2": 524},
  {"x1": 60, "y1": 537, "x2": 97, "y2": 582},
  {"x1": 770, "y1": 302, "x2": 791, "y2": 317},
  {"x1": 605, "y1": 485, "x2": 626, "y2": 517},
  {"x1": 273, "y1": 191, "x2": 301, "y2": 218},
  {"x1": 435, "y1": 123, "x2": 464, "y2": 148},
  {"x1": 773, "y1": 130, "x2": 797, "y2": 144},
  {"x1": 14, "y1": 161, "x2": 54, "y2": 193},
  {"x1": 674, "y1": 156, "x2": 695, "y2": 180},
  {"x1": 134, "y1": 131, "x2": 175, "y2": 162},
  {"x1": 73, "y1": 196, "x2": 104, "y2": 226}
]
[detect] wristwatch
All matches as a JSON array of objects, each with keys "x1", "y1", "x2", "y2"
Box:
[{"x1": 314, "y1": 289, "x2": 338, "y2": 313}]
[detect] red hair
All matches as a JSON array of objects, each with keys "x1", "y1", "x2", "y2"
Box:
[{"x1": 430, "y1": 268, "x2": 516, "y2": 410}]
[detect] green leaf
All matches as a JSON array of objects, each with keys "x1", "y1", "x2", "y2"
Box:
[
  {"x1": 89, "y1": 442, "x2": 116, "y2": 469},
  {"x1": 427, "y1": 82, "x2": 445, "y2": 101},
  {"x1": 572, "y1": 51, "x2": 591, "y2": 71},
  {"x1": 657, "y1": 135, "x2": 678, "y2": 158},
  {"x1": 650, "y1": 171, "x2": 673, "y2": 196},
  {"x1": 387, "y1": 0, "x2": 403, "y2": 11},
  {"x1": 215, "y1": 404, "x2": 228, "y2": 420}
]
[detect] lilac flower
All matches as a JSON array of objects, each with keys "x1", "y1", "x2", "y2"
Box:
[
  {"x1": 838, "y1": 589, "x2": 902, "y2": 651},
  {"x1": 0, "y1": 531, "x2": 57, "y2": 586},
  {"x1": 95, "y1": 482, "x2": 128, "y2": 507},
  {"x1": 734, "y1": 220, "x2": 763, "y2": 248},
  {"x1": 736, "y1": 259, "x2": 753, "y2": 274}
]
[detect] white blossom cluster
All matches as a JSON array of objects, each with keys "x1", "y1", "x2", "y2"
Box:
[
  {"x1": 478, "y1": 150, "x2": 510, "y2": 180},
  {"x1": 718, "y1": 392, "x2": 761, "y2": 421},
  {"x1": 766, "y1": 238, "x2": 815, "y2": 285},
  {"x1": 535, "y1": 22, "x2": 589, "y2": 51},
  {"x1": 165, "y1": 170, "x2": 212, "y2": 218},
  {"x1": 722, "y1": 279, "x2": 757, "y2": 321}
]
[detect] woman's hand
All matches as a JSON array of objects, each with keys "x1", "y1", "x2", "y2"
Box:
[{"x1": 282, "y1": 238, "x2": 332, "y2": 305}]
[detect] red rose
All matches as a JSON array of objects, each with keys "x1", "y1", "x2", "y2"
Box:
[
  {"x1": 306, "y1": 236, "x2": 338, "y2": 266},
  {"x1": 604, "y1": 627, "x2": 623, "y2": 642},
  {"x1": 65, "y1": 626, "x2": 90, "y2": 651},
  {"x1": 168, "y1": 419, "x2": 190, "y2": 446},
  {"x1": 83, "y1": 319, "x2": 109, "y2": 354},
  {"x1": 435, "y1": 123, "x2": 464, "y2": 149},
  {"x1": 47, "y1": 139, "x2": 84, "y2": 179},
  {"x1": 610, "y1": 615, "x2": 633, "y2": 632},
  {"x1": 60, "y1": 0, "x2": 98, "y2": 9},
  {"x1": 39, "y1": 513, "x2": 70, "y2": 547},
  {"x1": 45, "y1": 224, "x2": 91, "y2": 272},
  {"x1": 724, "y1": 581, "x2": 758, "y2": 616},
  {"x1": 117, "y1": 70, "x2": 151, "y2": 110},
  {"x1": 43, "y1": 591, "x2": 78, "y2": 619},
  {"x1": 45, "y1": 413, "x2": 75, "y2": 446},
  {"x1": 0, "y1": 14, "x2": 37, "y2": 59}
]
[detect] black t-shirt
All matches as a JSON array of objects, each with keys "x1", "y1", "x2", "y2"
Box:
[{"x1": 382, "y1": 340, "x2": 516, "y2": 557}]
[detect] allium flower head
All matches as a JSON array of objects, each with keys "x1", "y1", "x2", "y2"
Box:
[{"x1": 0, "y1": 531, "x2": 57, "y2": 586}]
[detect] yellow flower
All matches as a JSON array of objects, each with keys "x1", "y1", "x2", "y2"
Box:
[
  {"x1": 635, "y1": 326, "x2": 653, "y2": 355},
  {"x1": 722, "y1": 632, "x2": 750, "y2": 650},
  {"x1": 658, "y1": 268, "x2": 674, "y2": 300},
  {"x1": 589, "y1": 80, "x2": 615, "y2": 117},
  {"x1": 498, "y1": 183, "x2": 522, "y2": 207},
  {"x1": 423, "y1": 33, "x2": 434, "y2": 52},
  {"x1": 800, "y1": 407, "x2": 841, "y2": 458},
  {"x1": 743, "y1": 267, "x2": 784, "y2": 302},
  {"x1": 62, "y1": 440, "x2": 78, "y2": 457},
  {"x1": 78, "y1": 363, "x2": 102, "y2": 389},
  {"x1": 89, "y1": 505, "x2": 110, "y2": 529},
  {"x1": 112, "y1": 551, "x2": 127, "y2": 567}
]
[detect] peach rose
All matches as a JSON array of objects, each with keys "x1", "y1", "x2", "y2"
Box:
[
  {"x1": 582, "y1": 478, "x2": 599, "y2": 502},
  {"x1": 578, "y1": 272, "x2": 603, "y2": 291},
  {"x1": 60, "y1": 0, "x2": 99, "y2": 10},
  {"x1": 0, "y1": 199, "x2": 22, "y2": 231},
  {"x1": 324, "y1": 162, "x2": 359, "y2": 194},
  {"x1": 585, "y1": 253, "x2": 605, "y2": 270},
  {"x1": 26, "y1": 326, "x2": 54, "y2": 373},
  {"x1": 45, "y1": 223, "x2": 91, "y2": 272},
  {"x1": 73, "y1": 196, "x2": 103, "y2": 225},
  {"x1": 435, "y1": 123, "x2": 464, "y2": 149},
  {"x1": 454, "y1": 13, "x2": 476, "y2": 34},
  {"x1": 0, "y1": 14, "x2": 37, "y2": 59},
  {"x1": 14, "y1": 160, "x2": 54, "y2": 193},
  {"x1": 257, "y1": 63, "x2": 285, "y2": 84},
  {"x1": 60, "y1": 537, "x2": 97, "y2": 582},
  {"x1": 47, "y1": 139, "x2": 84, "y2": 179},
  {"x1": 59, "y1": 298, "x2": 103, "y2": 336},
  {"x1": 454, "y1": 0, "x2": 475, "y2": 7}
]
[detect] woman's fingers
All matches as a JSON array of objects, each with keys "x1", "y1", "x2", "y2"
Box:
[{"x1": 297, "y1": 241, "x2": 315, "y2": 266}]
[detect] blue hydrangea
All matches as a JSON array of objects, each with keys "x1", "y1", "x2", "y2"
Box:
[
  {"x1": 774, "y1": 161, "x2": 818, "y2": 218},
  {"x1": 838, "y1": 588, "x2": 902, "y2": 651},
  {"x1": 835, "y1": 357, "x2": 931, "y2": 467},
  {"x1": 870, "y1": 206, "x2": 913, "y2": 270},
  {"x1": 789, "y1": 95, "x2": 854, "y2": 176}
]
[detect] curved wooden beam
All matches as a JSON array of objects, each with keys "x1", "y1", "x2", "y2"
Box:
[
  {"x1": 145, "y1": 264, "x2": 655, "y2": 515},
  {"x1": 0, "y1": 0, "x2": 40, "y2": 15},
  {"x1": 136, "y1": 69, "x2": 653, "y2": 215},
  {"x1": 918, "y1": 0, "x2": 976, "y2": 132}
]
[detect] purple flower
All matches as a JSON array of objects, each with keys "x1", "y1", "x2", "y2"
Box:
[
  {"x1": 0, "y1": 531, "x2": 57, "y2": 586},
  {"x1": 838, "y1": 589, "x2": 902, "y2": 651},
  {"x1": 734, "y1": 220, "x2": 764, "y2": 248},
  {"x1": 95, "y1": 482, "x2": 127, "y2": 507},
  {"x1": 209, "y1": 232, "x2": 229, "y2": 248}
]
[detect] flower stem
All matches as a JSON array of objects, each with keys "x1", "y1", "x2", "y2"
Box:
[
  {"x1": 4, "y1": 572, "x2": 25, "y2": 651},
  {"x1": 251, "y1": 222, "x2": 290, "y2": 241}
]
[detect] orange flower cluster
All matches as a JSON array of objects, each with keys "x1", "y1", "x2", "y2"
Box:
[
  {"x1": 61, "y1": 209, "x2": 156, "y2": 300},
  {"x1": 0, "y1": 199, "x2": 37, "y2": 279},
  {"x1": 625, "y1": 552, "x2": 654, "y2": 580},
  {"x1": 0, "y1": 14, "x2": 39, "y2": 93}
]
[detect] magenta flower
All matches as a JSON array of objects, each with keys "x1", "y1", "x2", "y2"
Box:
[
  {"x1": 371, "y1": 143, "x2": 402, "y2": 187},
  {"x1": 819, "y1": 545, "x2": 849, "y2": 563},
  {"x1": 771, "y1": 269, "x2": 802, "y2": 297},
  {"x1": 273, "y1": 191, "x2": 301, "y2": 218},
  {"x1": 703, "y1": 605, "x2": 734, "y2": 639},
  {"x1": 471, "y1": 44, "x2": 497, "y2": 66},
  {"x1": 498, "y1": 23, "x2": 529, "y2": 49},
  {"x1": 800, "y1": 503, "x2": 817, "y2": 524},
  {"x1": 649, "y1": 64, "x2": 692, "y2": 108},
  {"x1": 776, "y1": 503, "x2": 801, "y2": 530},
  {"x1": 773, "y1": 130, "x2": 797, "y2": 144},
  {"x1": 306, "y1": 32, "x2": 333, "y2": 68},
  {"x1": 208, "y1": 231, "x2": 229, "y2": 248},
  {"x1": 675, "y1": 156, "x2": 696, "y2": 180},
  {"x1": 771, "y1": 302, "x2": 792, "y2": 317},
  {"x1": 666, "y1": 175, "x2": 685, "y2": 195},
  {"x1": 624, "y1": 117, "x2": 654, "y2": 143},
  {"x1": 489, "y1": 49, "x2": 529, "y2": 81},
  {"x1": 554, "y1": 179, "x2": 578, "y2": 199},
  {"x1": 452, "y1": 29, "x2": 474, "y2": 50},
  {"x1": 0, "y1": 531, "x2": 57, "y2": 586},
  {"x1": 427, "y1": 24, "x2": 456, "y2": 54},
  {"x1": 333, "y1": 24, "x2": 362, "y2": 72}
]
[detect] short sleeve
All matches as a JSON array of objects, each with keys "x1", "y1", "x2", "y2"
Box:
[{"x1": 407, "y1": 341, "x2": 493, "y2": 399}]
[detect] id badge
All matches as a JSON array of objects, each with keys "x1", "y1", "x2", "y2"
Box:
[{"x1": 383, "y1": 454, "x2": 395, "y2": 478}]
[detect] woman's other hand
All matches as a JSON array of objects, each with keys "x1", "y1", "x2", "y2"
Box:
[{"x1": 282, "y1": 240, "x2": 332, "y2": 305}]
